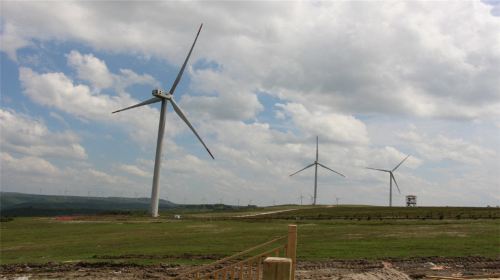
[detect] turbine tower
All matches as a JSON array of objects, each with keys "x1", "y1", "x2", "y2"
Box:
[
  {"x1": 366, "y1": 155, "x2": 410, "y2": 207},
  {"x1": 112, "y1": 24, "x2": 214, "y2": 217},
  {"x1": 290, "y1": 136, "x2": 345, "y2": 205}
]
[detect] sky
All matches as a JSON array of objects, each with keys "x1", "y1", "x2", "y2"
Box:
[{"x1": 1, "y1": 1, "x2": 499, "y2": 207}]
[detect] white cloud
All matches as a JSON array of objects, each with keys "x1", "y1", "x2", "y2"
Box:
[
  {"x1": 1, "y1": 149, "x2": 138, "y2": 197},
  {"x1": 399, "y1": 128, "x2": 496, "y2": 164},
  {"x1": 363, "y1": 146, "x2": 422, "y2": 171},
  {"x1": 2, "y1": 2, "x2": 499, "y2": 206},
  {"x1": 1, "y1": 152, "x2": 60, "y2": 175},
  {"x1": 0, "y1": 108, "x2": 87, "y2": 160},
  {"x1": 0, "y1": 23, "x2": 32, "y2": 61},
  {"x1": 18, "y1": 62, "x2": 178, "y2": 147},
  {"x1": 3, "y1": 2, "x2": 499, "y2": 121},
  {"x1": 119, "y1": 164, "x2": 150, "y2": 178},
  {"x1": 67, "y1": 50, "x2": 114, "y2": 89},
  {"x1": 66, "y1": 50, "x2": 158, "y2": 91},
  {"x1": 85, "y1": 168, "x2": 124, "y2": 185},
  {"x1": 276, "y1": 102, "x2": 369, "y2": 146},
  {"x1": 19, "y1": 67, "x2": 117, "y2": 120},
  {"x1": 181, "y1": 69, "x2": 263, "y2": 121}
]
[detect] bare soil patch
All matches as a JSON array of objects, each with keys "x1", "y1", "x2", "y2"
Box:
[
  {"x1": 1, "y1": 256, "x2": 498, "y2": 279},
  {"x1": 296, "y1": 257, "x2": 500, "y2": 279}
]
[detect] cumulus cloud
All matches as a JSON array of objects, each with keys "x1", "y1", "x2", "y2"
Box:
[
  {"x1": 2, "y1": 2, "x2": 499, "y2": 206},
  {"x1": 399, "y1": 128, "x2": 496, "y2": 164},
  {"x1": 66, "y1": 50, "x2": 158, "y2": 91},
  {"x1": 0, "y1": 23, "x2": 32, "y2": 61},
  {"x1": 0, "y1": 108, "x2": 139, "y2": 196},
  {"x1": 19, "y1": 67, "x2": 119, "y2": 120},
  {"x1": 363, "y1": 146, "x2": 422, "y2": 170},
  {"x1": 181, "y1": 69, "x2": 263, "y2": 121},
  {"x1": 67, "y1": 50, "x2": 114, "y2": 89},
  {"x1": 276, "y1": 102, "x2": 369, "y2": 146},
  {"x1": 0, "y1": 108, "x2": 87, "y2": 160},
  {"x1": 3, "y1": 2, "x2": 499, "y2": 121},
  {"x1": 18, "y1": 58, "x2": 180, "y2": 146},
  {"x1": 119, "y1": 164, "x2": 150, "y2": 178},
  {"x1": 1, "y1": 151, "x2": 135, "y2": 196},
  {"x1": 1, "y1": 152, "x2": 60, "y2": 175}
]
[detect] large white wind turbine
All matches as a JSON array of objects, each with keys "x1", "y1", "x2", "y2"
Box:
[
  {"x1": 290, "y1": 136, "x2": 345, "y2": 205},
  {"x1": 112, "y1": 24, "x2": 214, "y2": 217},
  {"x1": 366, "y1": 155, "x2": 410, "y2": 207}
]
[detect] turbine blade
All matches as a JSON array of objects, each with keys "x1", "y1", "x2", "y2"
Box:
[
  {"x1": 289, "y1": 163, "x2": 315, "y2": 177},
  {"x1": 316, "y1": 136, "x2": 319, "y2": 161},
  {"x1": 391, "y1": 173, "x2": 401, "y2": 194},
  {"x1": 318, "y1": 162, "x2": 345, "y2": 177},
  {"x1": 365, "y1": 167, "x2": 390, "y2": 172},
  {"x1": 112, "y1": 97, "x2": 161, "y2": 114},
  {"x1": 169, "y1": 23, "x2": 203, "y2": 95},
  {"x1": 392, "y1": 155, "x2": 410, "y2": 172},
  {"x1": 169, "y1": 98, "x2": 214, "y2": 159}
]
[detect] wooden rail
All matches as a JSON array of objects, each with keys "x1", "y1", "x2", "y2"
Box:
[{"x1": 174, "y1": 225, "x2": 297, "y2": 280}]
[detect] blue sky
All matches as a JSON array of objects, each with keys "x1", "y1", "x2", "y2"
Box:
[{"x1": 1, "y1": 1, "x2": 499, "y2": 206}]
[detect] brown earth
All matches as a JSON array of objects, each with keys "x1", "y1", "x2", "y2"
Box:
[
  {"x1": 1, "y1": 256, "x2": 499, "y2": 279},
  {"x1": 296, "y1": 256, "x2": 500, "y2": 279}
]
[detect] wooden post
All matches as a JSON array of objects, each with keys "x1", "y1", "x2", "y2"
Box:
[
  {"x1": 262, "y1": 257, "x2": 292, "y2": 280},
  {"x1": 251, "y1": 258, "x2": 257, "y2": 280},
  {"x1": 256, "y1": 257, "x2": 261, "y2": 279},
  {"x1": 286, "y1": 225, "x2": 297, "y2": 279},
  {"x1": 239, "y1": 263, "x2": 244, "y2": 280},
  {"x1": 230, "y1": 266, "x2": 236, "y2": 280}
]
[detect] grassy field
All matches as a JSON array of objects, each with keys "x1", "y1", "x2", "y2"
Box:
[
  {"x1": 242, "y1": 206, "x2": 500, "y2": 220},
  {"x1": 1, "y1": 207, "x2": 499, "y2": 265}
]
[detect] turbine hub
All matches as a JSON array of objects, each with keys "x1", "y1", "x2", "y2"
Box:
[{"x1": 152, "y1": 89, "x2": 171, "y2": 99}]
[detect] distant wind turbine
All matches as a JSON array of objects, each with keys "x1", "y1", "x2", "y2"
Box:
[
  {"x1": 290, "y1": 136, "x2": 345, "y2": 205},
  {"x1": 309, "y1": 194, "x2": 314, "y2": 205},
  {"x1": 298, "y1": 193, "x2": 304, "y2": 206},
  {"x1": 366, "y1": 155, "x2": 410, "y2": 207},
  {"x1": 112, "y1": 24, "x2": 214, "y2": 217}
]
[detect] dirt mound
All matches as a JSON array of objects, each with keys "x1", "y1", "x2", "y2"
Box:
[
  {"x1": 297, "y1": 267, "x2": 411, "y2": 280},
  {"x1": 388, "y1": 256, "x2": 500, "y2": 279},
  {"x1": 297, "y1": 260, "x2": 410, "y2": 280}
]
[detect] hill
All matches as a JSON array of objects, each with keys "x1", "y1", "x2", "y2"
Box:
[{"x1": 0, "y1": 192, "x2": 176, "y2": 217}]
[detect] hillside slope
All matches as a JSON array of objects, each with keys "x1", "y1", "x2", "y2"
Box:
[{"x1": 0, "y1": 192, "x2": 175, "y2": 216}]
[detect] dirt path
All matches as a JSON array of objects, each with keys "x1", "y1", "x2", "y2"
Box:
[{"x1": 234, "y1": 208, "x2": 299, "y2": 218}]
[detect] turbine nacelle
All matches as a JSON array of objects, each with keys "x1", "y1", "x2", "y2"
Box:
[{"x1": 152, "y1": 89, "x2": 172, "y2": 99}]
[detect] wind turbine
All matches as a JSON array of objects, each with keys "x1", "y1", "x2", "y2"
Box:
[
  {"x1": 298, "y1": 193, "x2": 304, "y2": 206},
  {"x1": 366, "y1": 155, "x2": 410, "y2": 207},
  {"x1": 112, "y1": 24, "x2": 214, "y2": 217},
  {"x1": 290, "y1": 136, "x2": 345, "y2": 205}
]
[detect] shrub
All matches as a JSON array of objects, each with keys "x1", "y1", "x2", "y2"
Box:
[{"x1": 0, "y1": 217, "x2": 14, "y2": 222}]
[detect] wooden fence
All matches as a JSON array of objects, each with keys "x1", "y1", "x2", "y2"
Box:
[{"x1": 175, "y1": 225, "x2": 297, "y2": 280}]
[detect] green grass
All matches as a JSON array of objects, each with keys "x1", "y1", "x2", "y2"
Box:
[
  {"x1": 246, "y1": 206, "x2": 500, "y2": 220},
  {"x1": 1, "y1": 213, "x2": 499, "y2": 265}
]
